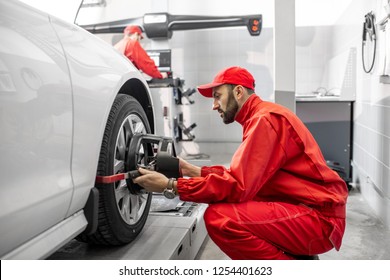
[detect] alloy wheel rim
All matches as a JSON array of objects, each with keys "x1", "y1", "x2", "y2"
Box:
[{"x1": 114, "y1": 113, "x2": 149, "y2": 225}]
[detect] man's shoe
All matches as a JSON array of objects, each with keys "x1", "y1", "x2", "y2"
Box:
[{"x1": 295, "y1": 254, "x2": 320, "y2": 260}]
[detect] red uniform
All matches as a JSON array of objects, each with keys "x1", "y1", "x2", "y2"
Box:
[
  {"x1": 115, "y1": 38, "x2": 163, "y2": 79},
  {"x1": 177, "y1": 94, "x2": 348, "y2": 259}
]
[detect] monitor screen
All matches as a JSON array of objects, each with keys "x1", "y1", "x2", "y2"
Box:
[{"x1": 146, "y1": 49, "x2": 171, "y2": 72}]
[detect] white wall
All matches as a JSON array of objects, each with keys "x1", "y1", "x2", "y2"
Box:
[
  {"x1": 297, "y1": 0, "x2": 390, "y2": 229},
  {"x1": 167, "y1": 0, "x2": 274, "y2": 142},
  {"x1": 295, "y1": 0, "x2": 355, "y2": 96},
  {"x1": 326, "y1": 0, "x2": 390, "y2": 228},
  {"x1": 350, "y1": 0, "x2": 390, "y2": 229}
]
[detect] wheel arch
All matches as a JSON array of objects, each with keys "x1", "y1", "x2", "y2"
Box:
[{"x1": 118, "y1": 78, "x2": 155, "y2": 134}]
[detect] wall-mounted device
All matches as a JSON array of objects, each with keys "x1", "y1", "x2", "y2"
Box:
[{"x1": 362, "y1": 12, "x2": 376, "y2": 73}]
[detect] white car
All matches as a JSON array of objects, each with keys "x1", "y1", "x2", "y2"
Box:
[{"x1": 0, "y1": 0, "x2": 155, "y2": 259}]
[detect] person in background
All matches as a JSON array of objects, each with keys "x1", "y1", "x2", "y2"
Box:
[
  {"x1": 114, "y1": 25, "x2": 168, "y2": 79},
  {"x1": 133, "y1": 66, "x2": 348, "y2": 260}
]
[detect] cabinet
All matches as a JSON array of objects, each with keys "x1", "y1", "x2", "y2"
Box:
[{"x1": 296, "y1": 99, "x2": 354, "y2": 184}]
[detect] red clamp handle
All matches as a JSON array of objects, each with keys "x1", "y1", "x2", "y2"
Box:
[{"x1": 95, "y1": 170, "x2": 141, "y2": 184}]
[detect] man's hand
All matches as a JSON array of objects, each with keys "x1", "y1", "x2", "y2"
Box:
[
  {"x1": 133, "y1": 168, "x2": 168, "y2": 193},
  {"x1": 179, "y1": 157, "x2": 201, "y2": 177},
  {"x1": 161, "y1": 72, "x2": 168, "y2": 79}
]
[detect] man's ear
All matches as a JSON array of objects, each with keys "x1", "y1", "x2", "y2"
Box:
[{"x1": 235, "y1": 85, "x2": 245, "y2": 100}]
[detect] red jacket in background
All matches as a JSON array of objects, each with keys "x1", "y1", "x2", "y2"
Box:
[{"x1": 115, "y1": 38, "x2": 163, "y2": 79}]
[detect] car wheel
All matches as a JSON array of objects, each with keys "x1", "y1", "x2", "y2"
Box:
[{"x1": 79, "y1": 94, "x2": 152, "y2": 245}]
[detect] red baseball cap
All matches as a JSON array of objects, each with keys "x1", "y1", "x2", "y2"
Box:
[
  {"x1": 124, "y1": 25, "x2": 144, "y2": 39},
  {"x1": 197, "y1": 66, "x2": 255, "y2": 98}
]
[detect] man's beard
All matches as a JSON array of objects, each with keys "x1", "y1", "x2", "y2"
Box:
[{"x1": 219, "y1": 89, "x2": 239, "y2": 124}]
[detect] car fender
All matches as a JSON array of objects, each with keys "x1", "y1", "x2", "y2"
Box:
[{"x1": 50, "y1": 17, "x2": 154, "y2": 215}]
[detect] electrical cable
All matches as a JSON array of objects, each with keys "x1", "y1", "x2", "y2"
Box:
[
  {"x1": 362, "y1": 12, "x2": 377, "y2": 73},
  {"x1": 362, "y1": 37, "x2": 377, "y2": 73}
]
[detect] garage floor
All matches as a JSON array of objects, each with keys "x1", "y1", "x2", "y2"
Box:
[{"x1": 49, "y1": 143, "x2": 390, "y2": 260}]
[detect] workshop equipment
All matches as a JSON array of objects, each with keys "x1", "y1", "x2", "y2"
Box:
[
  {"x1": 147, "y1": 71, "x2": 198, "y2": 142},
  {"x1": 95, "y1": 133, "x2": 181, "y2": 194},
  {"x1": 80, "y1": 13, "x2": 262, "y2": 39},
  {"x1": 362, "y1": 11, "x2": 377, "y2": 73},
  {"x1": 94, "y1": 133, "x2": 208, "y2": 259}
]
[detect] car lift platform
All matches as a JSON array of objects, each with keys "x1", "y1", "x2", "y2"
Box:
[
  {"x1": 122, "y1": 195, "x2": 208, "y2": 260},
  {"x1": 48, "y1": 195, "x2": 208, "y2": 260}
]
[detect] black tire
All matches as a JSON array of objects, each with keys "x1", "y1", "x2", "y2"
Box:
[{"x1": 79, "y1": 94, "x2": 152, "y2": 245}]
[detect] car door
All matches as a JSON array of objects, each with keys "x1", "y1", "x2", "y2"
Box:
[{"x1": 0, "y1": 1, "x2": 73, "y2": 257}]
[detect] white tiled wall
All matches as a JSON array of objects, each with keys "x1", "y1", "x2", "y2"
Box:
[
  {"x1": 164, "y1": 1, "x2": 275, "y2": 143},
  {"x1": 296, "y1": 0, "x2": 390, "y2": 228},
  {"x1": 330, "y1": 0, "x2": 390, "y2": 228},
  {"x1": 295, "y1": 26, "x2": 332, "y2": 95},
  {"x1": 169, "y1": 28, "x2": 274, "y2": 142}
]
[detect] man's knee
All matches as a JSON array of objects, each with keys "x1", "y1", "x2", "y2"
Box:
[
  {"x1": 204, "y1": 203, "x2": 234, "y2": 232},
  {"x1": 204, "y1": 204, "x2": 226, "y2": 240},
  {"x1": 204, "y1": 204, "x2": 217, "y2": 228}
]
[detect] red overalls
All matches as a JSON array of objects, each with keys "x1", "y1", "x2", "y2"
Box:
[
  {"x1": 115, "y1": 38, "x2": 163, "y2": 79},
  {"x1": 177, "y1": 94, "x2": 348, "y2": 259}
]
